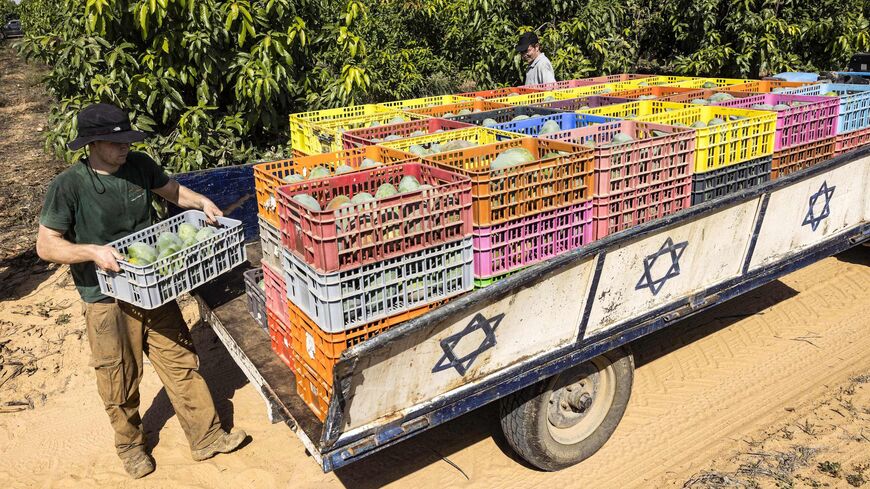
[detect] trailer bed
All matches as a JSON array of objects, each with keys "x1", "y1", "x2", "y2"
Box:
[{"x1": 196, "y1": 149, "x2": 870, "y2": 473}]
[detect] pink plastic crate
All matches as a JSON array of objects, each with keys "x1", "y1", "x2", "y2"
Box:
[
  {"x1": 342, "y1": 118, "x2": 474, "y2": 150},
  {"x1": 262, "y1": 261, "x2": 289, "y2": 327},
  {"x1": 542, "y1": 121, "x2": 695, "y2": 238},
  {"x1": 472, "y1": 201, "x2": 593, "y2": 279},
  {"x1": 541, "y1": 121, "x2": 695, "y2": 195},
  {"x1": 277, "y1": 162, "x2": 473, "y2": 273},
  {"x1": 712, "y1": 93, "x2": 839, "y2": 151}
]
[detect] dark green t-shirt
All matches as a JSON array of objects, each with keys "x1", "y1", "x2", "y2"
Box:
[{"x1": 39, "y1": 152, "x2": 171, "y2": 303}]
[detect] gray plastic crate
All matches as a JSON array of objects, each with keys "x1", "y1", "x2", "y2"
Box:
[
  {"x1": 244, "y1": 268, "x2": 268, "y2": 332},
  {"x1": 258, "y1": 216, "x2": 282, "y2": 270},
  {"x1": 281, "y1": 238, "x2": 474, "y2": 333},
  {"x1": 96, "y1": 211, "x2": 246, "y2": 309}
]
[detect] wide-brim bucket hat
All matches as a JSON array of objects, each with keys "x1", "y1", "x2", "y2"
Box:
[{"x1": 67, "y1": 103, "x2": 148, "y2": 150}]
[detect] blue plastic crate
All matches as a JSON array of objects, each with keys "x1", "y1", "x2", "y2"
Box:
[
  {"x1": 782, "y1": 83, "x2": 870, "y2": 134},
  {"x1": 492, "y1": 112, "x2": 615, "y2": 136}
]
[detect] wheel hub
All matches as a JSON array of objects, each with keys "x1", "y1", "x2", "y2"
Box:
[
  {"x1": 545, "y1": 356, "x2": 618, "y2": 444},
  {"x1": 548, "y1": 369, "x2": 598, "y2": 429}
]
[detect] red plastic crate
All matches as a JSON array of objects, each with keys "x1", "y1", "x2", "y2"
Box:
[
  {"x1": 287, "y1": 299, "x2": 444, "y2": 387},
  {"x1": 472, "y1": 201, "x2": 593, "y2": 279},
  {"x1": 262, "y1": 261, "x2": 288, "y2": 326},
  {"x1": 278, "y1": 162, "x2": 473, "y2": 273},
  {"x1": 342, "y1": 118, "x2": 474, "y2": 150},
  {"x1": 254, "y1": 146, "x2": 416, "y2": 227},
  {"x1": 406, "y1": 99, "x2": 511, "y2": 118},
  {"x1": 771, "y1": 137, "x2": 836, "y2": 179},
  {"x1": 458, "y1": 86, "x2": 546, "y2": 99},
  {"x1": 421, "y1": 137, "x2": 595, "y2": 226},
  {"x1": 541, "y1": 121, "x2": 695, "y2": 238},
  {"x1": 835, "y1": 126, "x2": 870, "y2": 156},
  {"x1": 266, "y1": 307, "x2": 294, "y2": 371},
  {"x1": 713, "y1": 93, "x2": 839, "y2": 151}
]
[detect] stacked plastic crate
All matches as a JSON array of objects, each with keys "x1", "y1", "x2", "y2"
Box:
[
  {"x1": 253, "y1": 146, "x2": 418, "y2": 375},
  {"x1": 409, "y1": 136, "x2": 596, "y2": 287},
  {"x1": 781, "y1": 84, "x2": 870, "y2": 159},
  {"x1": 273, "y1": 157, "x2": 476, "y2": 420},
  {"x1": 711, "y1": 92, "x2": 839, "y2": 179},
  {"x1": 540, "y1": 120, "x2": 696, "y2": 239},
  {"x1": 590, "y1": 100, "x2": 778, "y2": 205}
]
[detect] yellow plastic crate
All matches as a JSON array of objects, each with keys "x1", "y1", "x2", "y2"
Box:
[
  {"x1": 577, "y1": 100, "x2": 691, "y2": 118},
  {"x1": 289, "y1": 106, "x2": 428, "y2": 154},
  {"x1": 490, "y1": 82, "x2": 637, "y2": 105},
  {"x1": 380, "y1": 126, "x2": 522, "y2": 154},
  {"x1": 626, "y1": 75, "x2": 700, "y2": 86},
  {"x1": 378, "y1": 95, "x2": 474, "y2": 111},
  {"x1": 490, "y1": 90, "x2": 563, "y2": 105},
  {"x1": 407, "y1": 99, "x2": 511, "y2": 118},
  {"x1": 638, "y1": 106, "x2": 776, "y2": 173},
  {"x1": 662, "y1": 77, "x2": 753, "y2": 89}
]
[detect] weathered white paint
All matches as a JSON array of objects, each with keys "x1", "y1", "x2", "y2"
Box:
[
  {"x1": 863, "y1": 155, "x2": 870, "y2": 222},
  {"x1": 336, "y1": 156, "x2": 869, "y2": 440},
  {"x1": 342, "y1": 256, "x2": 597, "y2": 431},
  {"x1": 748, "y1": 157, "x2": 869, "y2": 271},
  {"x1": 584, "y1": 198, "x2": 761, "y2": 337}
]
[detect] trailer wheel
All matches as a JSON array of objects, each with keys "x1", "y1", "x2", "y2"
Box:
[{"x1": 498, "y1": 346, "x2": 634, "y2": 471}]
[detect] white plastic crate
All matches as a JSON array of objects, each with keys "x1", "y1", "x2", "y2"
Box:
[
  {"x1": 257, "y1": 216, "x2": 281, "y2": 271},
  {"x1": 281, "y1": 238, "x2": 473, "y2": 333},
  {"x1": 96, "y1": 211, "x2": 246, "y2": 309}
]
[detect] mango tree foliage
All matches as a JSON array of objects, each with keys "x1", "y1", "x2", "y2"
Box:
[{"x1": 15, "y1": 0, "x2": 870, "y2": 172}]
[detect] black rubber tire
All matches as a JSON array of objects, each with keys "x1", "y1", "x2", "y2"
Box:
[{"x1": 498, "y1": 346, "x2": 635, "y2": 471}]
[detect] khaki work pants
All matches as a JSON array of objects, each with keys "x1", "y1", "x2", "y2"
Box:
[{"x1": 84, "y1": 300, "x2": 222, "y2": 459}]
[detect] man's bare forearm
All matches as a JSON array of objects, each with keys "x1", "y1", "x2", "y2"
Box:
[{"x1": 36, "y1": 232, "x2": 97, "y2": 265}]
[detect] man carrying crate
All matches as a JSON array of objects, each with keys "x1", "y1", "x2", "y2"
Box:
[
  {"x1": 517, "y1": 31, "x2": 556, "y2": 85},
  {"x1": 35, "y1": 103, "x2": 247, "y2": 479}
]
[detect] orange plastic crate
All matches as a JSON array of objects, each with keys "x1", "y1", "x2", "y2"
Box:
[
  {"x1": 421, "y1": 138, "x2": 595, "y2": 226},
  {"x1": 458, "y1": 86, "x2": 546, "y2": 99},
  {"x1": 407, "y1": 99, "x2": 511, "y2": 117},
  {"x1": 253, "y1": 146, "x2": 416, "y2": 227},
  {"x1": 287, "y1": 299, "x2": 444, "y2": 387},
  {"x1": 725, "y1": 80, "x2": 818, "y2": 93},
  {"x1": 771, "y1": 137, "x2": 836, "y2": 179},
  {"x1": 293, "y1": 353, "x2": 331, "y2": 421},
  {"x1": 609, "y1": 85, "x2": 704, "y2": 100}
]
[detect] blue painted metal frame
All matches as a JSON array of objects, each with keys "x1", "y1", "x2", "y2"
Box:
[
  {"x1": 315, "y1": 145, "x2": 870, "y2": 471},
  {"x1": 321, "y1": 224, "x2": 868, "y2": 471}
]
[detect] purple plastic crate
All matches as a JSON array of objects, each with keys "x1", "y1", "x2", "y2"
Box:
[
  {"x1": 712, "y1": 93, "x2": 839, "y2": 151},
  {"x1": 472, "y1": 201, "x2": 593, "y2": 279}
]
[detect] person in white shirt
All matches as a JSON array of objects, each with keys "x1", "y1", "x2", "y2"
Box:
[{"x1": 517, "y1": 32, "x2": 556, "y2": 86}]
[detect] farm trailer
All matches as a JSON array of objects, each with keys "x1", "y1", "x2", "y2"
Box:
[{"x1": 190, "y1": 147, "x2": 869, "y2": 472}]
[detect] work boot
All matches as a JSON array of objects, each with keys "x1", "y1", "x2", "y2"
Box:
[
  {"x1": 121, "y1": 449, "x2": 155, "y2": 479},
  {"x1": 191, "y1": 430, "x2": 247, "y2": 462}
]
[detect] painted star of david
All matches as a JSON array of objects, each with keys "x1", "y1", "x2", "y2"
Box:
[
  {"x1": 432, "y1": 313, "x2": 504, "y2": 376},
  {"x1": 635, "y1": 237, "x2": 689, "y2": 296},
  {"x1": 802, "y1": 181, "x2": 836, "y2": 232}
]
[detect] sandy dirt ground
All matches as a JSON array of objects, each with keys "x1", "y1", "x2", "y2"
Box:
[{"x1": 0, "y1": 42, "x2": 868, "y2": 488}]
